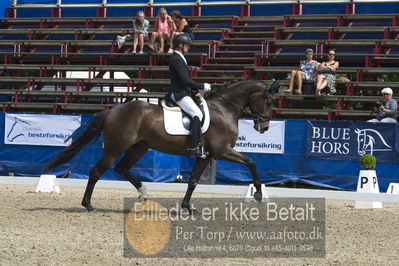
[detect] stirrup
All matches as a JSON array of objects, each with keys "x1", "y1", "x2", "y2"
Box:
[{"x1": 187, "y1": 145, "x2": 208, "y2": 159}]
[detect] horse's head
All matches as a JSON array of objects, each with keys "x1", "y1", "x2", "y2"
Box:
[{"x1": 248, "y1": 80, "x2": 279, "y2": 134}]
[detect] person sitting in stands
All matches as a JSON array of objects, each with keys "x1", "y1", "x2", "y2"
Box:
[
  {"x1": 315, "y1": 50, "x2": 339, "y2": 96},
  {"x1": 132, "y1": 11, "x2": 149, "y2": 54},
  {"x1": 169, "y1": 10, "x2": 194, "y2": 53},
  {"x1": 148, "y1": 8, "x2": 174, "y2": 54},
  {"x1": 367, "y1": 87, "x2": 397, "y2": 123},
  {"x1": 284, "y1": 48, "x2": 319, "y2": 95}
]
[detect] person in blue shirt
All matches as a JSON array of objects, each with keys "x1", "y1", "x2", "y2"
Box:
[
  {"x1": 285, "y1": 48, "x2": 319, "y2": 95},
  {"x1": 132, "y1": 11, "x2": 150, "y2": 54}
]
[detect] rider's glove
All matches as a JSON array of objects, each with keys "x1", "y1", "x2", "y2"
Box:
[{"x1": 203, "y1": 83, "x2": 211, "y2": 93}]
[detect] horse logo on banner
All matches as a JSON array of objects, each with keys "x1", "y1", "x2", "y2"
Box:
[
  {"x1": 7, "y1": 117, "x2": 31, "y2": 143},
  {"x1": 354, "y1": 128, "x2": 392, "y2": 155}
]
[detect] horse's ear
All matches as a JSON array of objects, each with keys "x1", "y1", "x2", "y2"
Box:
[{"x1": 265, "y1": 79, "x2": 279, "y2": 96}]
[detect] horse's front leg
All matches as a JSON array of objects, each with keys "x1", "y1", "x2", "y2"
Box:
[
  {"x1": 216, "y1": 148, "x2": 262, "y2": 202},
  {"x1": 182, "y1": 157, "x2": 212, "y2": 211}
]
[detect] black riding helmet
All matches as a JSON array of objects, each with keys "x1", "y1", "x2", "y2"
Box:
[{"x1": 173, "y1": 34, "x2": 192, "y2": 49}]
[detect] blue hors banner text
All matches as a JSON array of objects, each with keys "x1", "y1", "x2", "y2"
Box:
[{"x1": 306, "y1": 121, "x2": 396, "y2": 163}]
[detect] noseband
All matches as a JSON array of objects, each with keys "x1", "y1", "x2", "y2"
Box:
[{"x1": 251, "y1": 90, "x2": 274, "y2": 123}]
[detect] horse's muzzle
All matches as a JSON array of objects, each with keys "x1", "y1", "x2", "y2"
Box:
[
  {"x1": 256, "y1": 126, "x2": 268, "y2": 134},
  {"x1": 254, "y1": 122, "x2": 269, "y2": 134}
]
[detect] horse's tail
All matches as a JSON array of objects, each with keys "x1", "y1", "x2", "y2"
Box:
[{"x1": 44, "y1": 110, "x2": 108, "y2": 172}]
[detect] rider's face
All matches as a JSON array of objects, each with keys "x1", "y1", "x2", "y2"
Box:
[{"x1": 182, "y1": 44, "x2": 190, "y2": 53}]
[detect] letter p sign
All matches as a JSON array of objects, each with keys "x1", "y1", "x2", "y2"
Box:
[
  {"x1": 356, "y1": 171, "x2": 380, "y2": 193},
  {"x1": 361, "y1": 176, "x2": 368, "y2": 189},
  {"x1": 355, "y1": 170, "x2": 382, "y2": 208}
]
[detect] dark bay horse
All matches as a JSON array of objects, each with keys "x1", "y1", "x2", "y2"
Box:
[{"x1": 46, "y1": 80, "x2": 278, "y2": 212}]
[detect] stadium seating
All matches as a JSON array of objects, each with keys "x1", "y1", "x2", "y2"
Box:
[{"x1": 0, "y1": 4, "x2": 398, "y2": 120}]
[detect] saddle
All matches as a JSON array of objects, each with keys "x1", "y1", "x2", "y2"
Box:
[{"x1": 161, "y1": 93, "x2": 210, "y2": 135}]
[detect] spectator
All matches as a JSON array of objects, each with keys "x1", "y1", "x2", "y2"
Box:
[
  {"x1": 367, "y1": 87, "x2": 397, "y2": 123},
  {"x1": 169, "y1": 10, "x2": 194, "y2": 53},
  {"x1": 132, "y1": 11, "x2": 150, "y2": 54},
  {"x1": 148, "y1": 8, "x2": 174, "y2": 53},
  {"x1": 284, "y1": 48, "x2": 319, "y2": 95},
  {"x1": 315, "y1": 50, "x2": 339, "y2": 96}
]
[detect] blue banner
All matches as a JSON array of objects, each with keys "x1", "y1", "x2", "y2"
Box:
[
  {"x1": 2, "y1": 113, "x2": 399, "y2": 191},
  {"x1": 306, "y1": 121, "x2": 396, "y2": 163}
]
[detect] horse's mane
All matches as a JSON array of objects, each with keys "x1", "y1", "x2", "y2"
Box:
[
  {"x1": 210, "y1": 79, "x2": 261, "y2": 96},
  {"x1": 219, "y1": 79, "x2": 255, "y2": 90}
]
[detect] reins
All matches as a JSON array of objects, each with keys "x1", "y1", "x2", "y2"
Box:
[{"x1": 213, "y1": 90, "x2": 272, "y2": 122}]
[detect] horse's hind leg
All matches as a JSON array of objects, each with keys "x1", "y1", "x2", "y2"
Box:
[
  {"x1": 182, "y1": 157, "x2": 212, "y2": 211},
  {"x1": 82, "y1": 153, "x2": 119, "y2": 212},
  {"x1": 114, "y1": 142, "x2": 149, "y2": 199}
]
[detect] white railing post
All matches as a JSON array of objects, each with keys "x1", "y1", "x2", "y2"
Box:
[{"x1": 12, "y1": 0, "x2": 17, "y2": 7}]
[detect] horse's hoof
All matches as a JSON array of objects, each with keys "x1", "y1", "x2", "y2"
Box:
[
  {"x1": 181, "y1": 203, "x2": 198, "y2": 215},
  {"x1": 253, "y1": 191, "x2": 262, "y2": 203},
  {"x1": 137, "y1": 185, "x2": 148, "y2": 202},
  {"x1": 184, "y1": 207, "x2": 198, "y2": 215},
  {"x1": 82, "y1": 202, "x2": 95, "y2": 212},
  {"x1": 138, "y1": 195, "x2": 147, "y2": 202}
]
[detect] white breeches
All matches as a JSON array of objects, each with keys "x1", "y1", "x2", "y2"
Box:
[{"x1": 171, "y1": 94, "x2": 203, "y2": 121}]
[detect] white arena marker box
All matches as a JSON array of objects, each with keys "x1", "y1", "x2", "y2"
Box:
[
  {"x1": 35, "y1": 174, "x2": 60, "y2": 193},
  {"x1": 245, "y1": 184, "x2": 268, "y2": 203},
  {"x1": 354, "y1": 170, "x2": 382, "y2": 209},
  {"x1": 386, "y1": 183, "x2": 399, "y2": 194}
]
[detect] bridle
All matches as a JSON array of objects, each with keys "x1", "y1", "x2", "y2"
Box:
[{"x1": 218, "y1": 89, "x2": 273, "y2": 123}]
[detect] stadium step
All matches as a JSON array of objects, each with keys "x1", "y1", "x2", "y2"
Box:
[
  {"x1": 207, "y1": 57, "x2": 254, "y2": 64},
  {"x1": 201, "y1": 63, "x2": 251, "y2": 70},
  {"x1": 193, "y1": 76, "x2": 240, "y2": 82},
  {"x1": 196, "y1": 69, "x2": 244, "y2": 77},
  {"x1": 232, "y1": 25, "x2": 280, "y2": 31},
  {"x1": 218, "y1": 44, "x2": 262, "y2": 50},
  {"x1": 223, "y1": 37, "x2": 272, "y2": 44},
  {"x1": 227, "y1": 31, "x2": 274, "y2": 37},
  {"x1": 1, "y1": 15, "x2": 233, "y2": 28},
  {"x1": 215, "y1": 51, "x2": 259, "y2": 56}
]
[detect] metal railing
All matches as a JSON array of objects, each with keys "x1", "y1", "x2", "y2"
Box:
[{"x1": 10, "y1": 0, "x2": 399, "y2": 9}]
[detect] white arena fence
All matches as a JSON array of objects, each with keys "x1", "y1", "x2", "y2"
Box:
[{"x1": 1, "y1": 175, "x2": 399, "y2": 204}]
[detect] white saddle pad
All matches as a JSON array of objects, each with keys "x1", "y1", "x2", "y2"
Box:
[{"x1": 162, "y1": 94, "x2": 210, "y2": 135}]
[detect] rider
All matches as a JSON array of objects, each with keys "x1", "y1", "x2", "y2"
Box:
[{"x1": 169, "y1": 34, "x2": 211, "y2": 157}]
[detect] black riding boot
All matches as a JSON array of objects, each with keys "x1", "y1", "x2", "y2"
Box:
[{"x1": 188, "y1": 116, "x2": 206, "y2": 158}]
